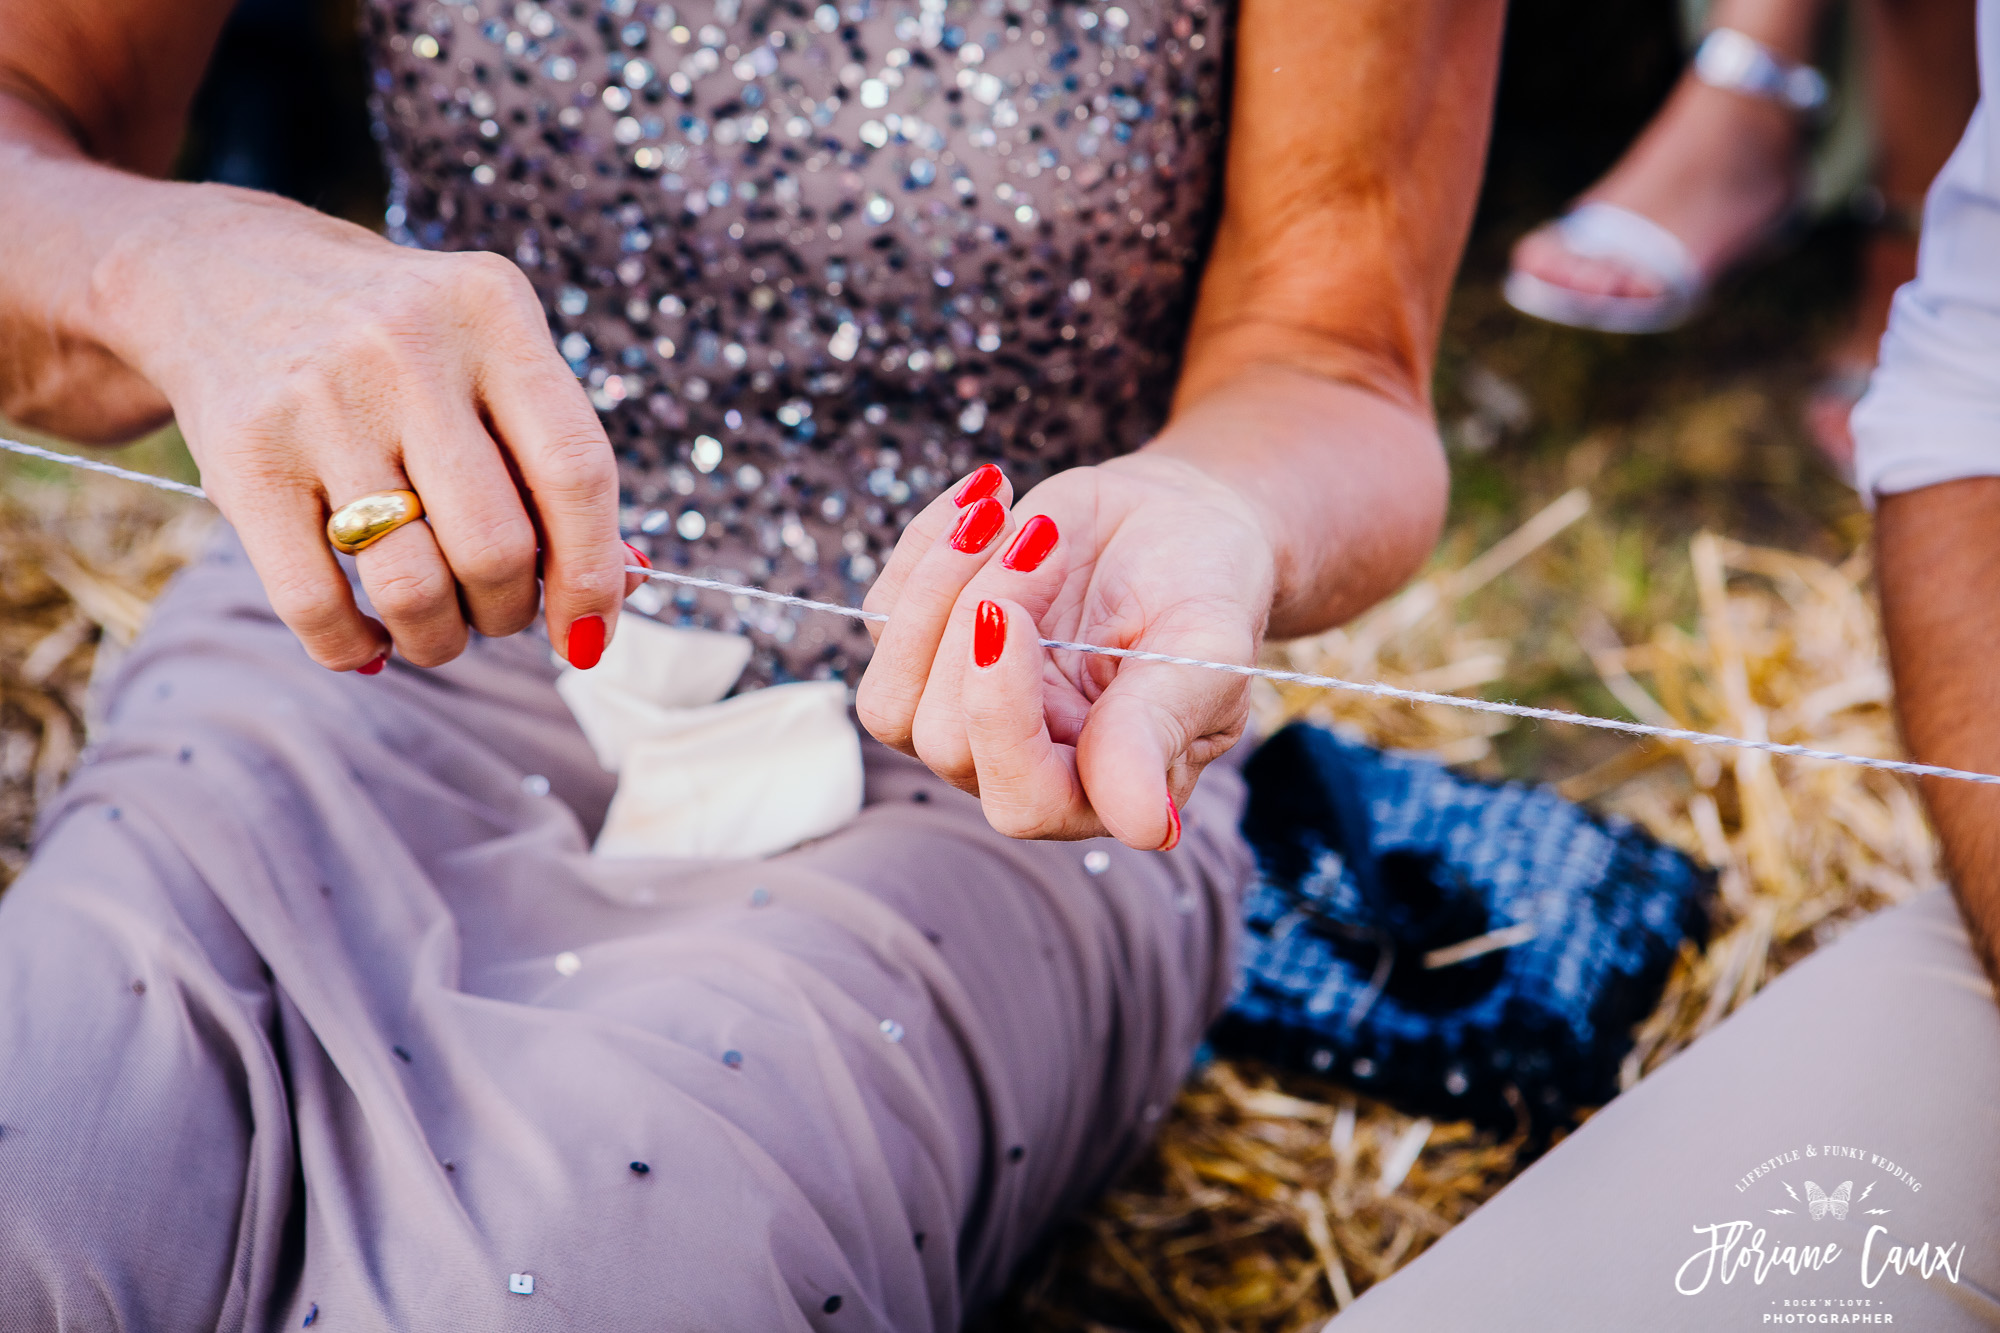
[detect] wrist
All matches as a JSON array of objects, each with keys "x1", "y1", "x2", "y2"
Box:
[
  {"x1": 80, "y1": 181, "x2": 260, "y2": 386},
  {"x1": 0, "y1": 132, "x2": 201, "y2": 435},
  {"x1": 1146, "y1": 366, "x2": 1446, "y2": 637}
]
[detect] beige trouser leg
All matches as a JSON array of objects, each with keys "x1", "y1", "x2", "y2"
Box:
[{"x1": 1337, "y1": 886, "x2": 2000, "y2": 1328}]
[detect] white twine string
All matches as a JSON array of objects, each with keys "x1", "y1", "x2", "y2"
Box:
[
  {"x1": 8, "y1": 432, "x2": 1998, "y2": 789},
  {"x1": 0, "y1": 435, "x2": 209, "y2": 499}
]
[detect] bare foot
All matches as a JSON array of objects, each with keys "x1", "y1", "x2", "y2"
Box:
[{"x1": 1512, "y1": 75, "x2": 1804, "y2": 299}]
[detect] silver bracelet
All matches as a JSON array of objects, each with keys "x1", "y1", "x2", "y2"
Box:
[{"x1": 1693, "y1": 27, "x2": 1829, "y2": 116}]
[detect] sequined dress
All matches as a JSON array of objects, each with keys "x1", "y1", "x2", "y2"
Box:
[
  {"x1": 366, "y1": 0, "x2": 1228, "y2": 684},
  {"x1": 0, "y1": 8, "x2": 1257, "y2": 1327}
]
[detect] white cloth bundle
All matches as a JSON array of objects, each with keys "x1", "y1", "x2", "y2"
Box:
[{"x1": 555, "y1": 616, "x2": 863, "y2": 860}]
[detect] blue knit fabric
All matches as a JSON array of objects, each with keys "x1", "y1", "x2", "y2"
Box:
[{"x1": 1215, "y1": 724, "x2": 1712, "y2": 1134}]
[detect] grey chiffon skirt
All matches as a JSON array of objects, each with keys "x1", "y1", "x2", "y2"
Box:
[{"x1": 0, "y1": 529, "x2": 1252, "y2": 1332}]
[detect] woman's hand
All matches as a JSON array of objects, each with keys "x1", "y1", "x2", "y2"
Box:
[
  {"x1": 857, "y1": 452, "x2": 1276, "y2": 851},
  {"x1": 2, "y1": 8, "x2": 637, "y2": 671},
  {"x1": 79, "y1": 186, "x2": 635, "y2": 672},
  {"x1": 858, "y1": 366, "x2": 1451, "y2": 850}
]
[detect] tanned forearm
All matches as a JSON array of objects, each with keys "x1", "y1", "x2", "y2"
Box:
[
  {"x1": 0, "y1": 0, "x2": 236, "y2": 440},
  {"x1": 1146, "y1": 369, "x2": 1449, "y2": 639},
  {"x1": 1877, "y1": 479, "x2": 2000, "y2": 983},
  {"x1": 1158, "y1": 0, "x2": 1508, "y2": 639},
  {"x1": 0, "y1": 93, "x2": 177, "y2": 439}
]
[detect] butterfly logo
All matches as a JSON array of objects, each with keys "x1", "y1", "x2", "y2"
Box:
[{"x1": 1805, "y1": 1180, "x2": 1853, "y2": 1221}]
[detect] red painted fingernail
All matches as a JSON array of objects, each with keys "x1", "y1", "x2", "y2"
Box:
[
  {"x1": 1160, "y1": 797, "x2": 1182, "y2": 852},
  {"x1": 566, "y1": 614, "x2": 606, "y2": 669},
  {"x1": 973, "y1": 600, "x2": 1006, "y2": 668},
  {"x1": 1000, "y1": 514, "x2": 1058, "y2": 572},
  {"x1": 623, "y1": 541, "x2": 652, "y2": 570},
  {"x1": 356, "y1": 651, "x2": 388, "y2": 676},
  {"x1": 953, "y1": 463, "x2": 1004, "y2": 507},
  {"x1": 949, "y1": 497, "x2": 1006, "y2": 554}
]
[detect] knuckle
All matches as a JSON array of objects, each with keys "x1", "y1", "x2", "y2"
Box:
[
  {"x1": 398, "y1": 634, "x2": 466, "y2": 669},
  {"x1": 1111, "y1": 691, "x2": 1198, "y2": 760},
  {"x1": 983, "y1": 804, "x2": 1041, "y2": 840},
  {"x1": 1191, "y1": 717, "x2": 1247, "y2": 763},
  {"x1": 367, "y1": 561, "x2": 455, "y2": 622},
  {"x1": 263, "y1": 580, "x2": 367, "y2": 668},
  {"x1": 263, "y1": 570, "x2": 343, "y2": 637},
  {"x1": 911, "y1": 722, "x2": 973, "y2": 789},
  {"x1": 453, "y1": 250, "x2": 531, "y2": 306},
  {"x1": 450, "y1": 519, "x2": 539, "y2": 591},
  {"x1": 854, "y1": 680, "x2": 915, "y2": 751},
  {"x1": 317, "y1": 640, "x2": 385, "y2": 672},
  {"x1": 860, "y1": 582, "x2": 893, "y2": 621},
  {"x1": 533, "y1": 428, "x2": 618, "y2": 499},
  {"x1": 984, "y1": 791, "x2": 1070, "y2": 841},
  {"x1": 468, "y1": 600, "x2": 536, "y2": 639}
]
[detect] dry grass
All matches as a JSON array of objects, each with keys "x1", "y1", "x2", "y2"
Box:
[
  {"x1": 0, "y1": 428, "x2": 211, "y2": 886},
  {"x1": 0, "y1": 363, "x2": 1940, "y2": 1333}
]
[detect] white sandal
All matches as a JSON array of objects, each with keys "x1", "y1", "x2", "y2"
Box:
[{"x1": 1503, "y1": 28, "x2": 1829, "y2": 336}]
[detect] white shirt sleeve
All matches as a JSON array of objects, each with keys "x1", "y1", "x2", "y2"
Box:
[{"x1": 1852, "y1": 4, "x2": 2000, "y2": 503}]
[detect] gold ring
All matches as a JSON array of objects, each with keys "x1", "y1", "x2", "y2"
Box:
[{"x1": 326, "y1": 489, "x2": 425, "y2": 555}]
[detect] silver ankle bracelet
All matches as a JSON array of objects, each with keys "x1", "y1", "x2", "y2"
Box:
[{"x1": 1693, "y1": 27, "x2": 1829, "y2": 116}]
